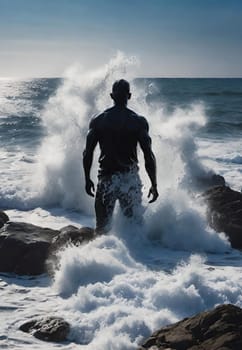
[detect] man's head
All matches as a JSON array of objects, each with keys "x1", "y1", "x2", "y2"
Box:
[{"x1": 110, "y1": 79, "x2": 131, "y2": 106}]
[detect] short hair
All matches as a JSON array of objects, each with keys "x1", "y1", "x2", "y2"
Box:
[{"x1": 112, "y1": 79, "x2": 130, "y2": 96}]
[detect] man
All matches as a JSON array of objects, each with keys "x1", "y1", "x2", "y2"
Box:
[{"x1": 83, "y1": 79, "x2": 158, "y2": 234}]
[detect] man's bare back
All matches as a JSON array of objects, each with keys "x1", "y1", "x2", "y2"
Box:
[{"x1": 83, "y1": 79, "x2": 158, "y2": 234}]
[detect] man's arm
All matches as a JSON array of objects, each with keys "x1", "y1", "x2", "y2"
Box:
[
  {"x1": 83, "y1": 119, "x2": 98, "y2": 197},
  {"x1": 138, "y1": 118, "x2": 159, "y2": 203}
]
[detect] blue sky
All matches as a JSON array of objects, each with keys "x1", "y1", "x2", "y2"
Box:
[{"x1": 0, "y1": 0, "x2": 242, "y2": 77}]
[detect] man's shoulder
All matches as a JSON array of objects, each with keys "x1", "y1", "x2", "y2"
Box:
[
  {"x1": 125, "y1": 107, "x2": 137, "y2": 116},
  {"x1": 89, "y1": 110, "x2": 107, "y2": 128},
  {"x1": 126, "y1": 108, "x2": 147, "y2": 122},
  {"x1": 90, "y1": 107, "x2": 148, "y2": 130},
  {"x1": 91, "y1": 107, "x2": 113, "y2": 122},
  {"x1": 127, "y1": 109, "x2": 148, "y2": 129}
]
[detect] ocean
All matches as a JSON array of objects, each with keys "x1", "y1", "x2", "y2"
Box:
[{"x1": 1, "y1": 55, "x2": 242, "y2": 349}]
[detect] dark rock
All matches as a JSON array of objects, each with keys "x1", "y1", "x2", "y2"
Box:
[
  {"x1": 0, "y1": 222, "x2": 59, "y2": 275},
  {"x1": 203, "y1": 186, "x2": 242, "y2": 249},
  {"x1": 0, "y1": 220, "x2": 95, "y2": 275},
  {"x1": 47, "y1": 225, "x2": 95, "y2": 274},
  {"x1": 19, "y1": 316, "x2": 70, "y2": 342},
  {"x1": 195, "y1": 173, "x2": 225, "y2": 191},
  {"x1": 0, "y1": 219, "x2": 4, "y2": 229},
  {"x1": 0, "y1": 211, "x2": 9, "y2": 228},
  {"x1": 0, "y1": 212, "x2": 96, "y2": 275},
  {"x1": 139, "y1": 304, "x2": 242, "y2": 350},
  {"x1": 52, "y1": 225, "x2": 95, "y2": 249}
]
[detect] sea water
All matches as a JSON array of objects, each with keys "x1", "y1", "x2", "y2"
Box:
[{"x1": 1, "y1": 53, "x2": 242, "y2": 349}]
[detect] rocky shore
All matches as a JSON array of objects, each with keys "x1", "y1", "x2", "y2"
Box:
[
  {"x1": 17, "y1": 304, "x2": 242, "y2": 347},
  {"x1": 0, "y1": 219, "x2": 95, "y2": 275},
  {"x1": 1, "y1": 182, "x2": 242, "y2": 345},
  {"x1": 139, "y1": 304, "x2": 242, "y2": 350},
  {"x1": 203, "y1": 185, "x2": 242, "y2": 249},
  {"x1": 1, "y1": 184, "x2": 242, "y2": 276}
]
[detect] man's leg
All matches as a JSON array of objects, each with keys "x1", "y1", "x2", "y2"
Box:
[
  {"x1": 118, "y1": 172, "x2": 144, "y2": 225},
  {"x1": 95, "y1": 177, "x2": 116, "y2": 234}
]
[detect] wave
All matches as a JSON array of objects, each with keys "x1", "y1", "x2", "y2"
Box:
[
  {"x1": 0, "y1": 53, "x2": 231, "y2": 253},
  {"x1": 29, "y1": 53, "x2": 212, "y2": 210},
  {"x1": 51, "y1": 237, "x2": 237, "y2": 348},
  {"x1": 202, "y1": 121, "x2": 242, "y2": 137},
  {"x1": 205, "y1": 91, "x2": 242, "y2": 97},
  {"x1": 216, "y1": 154, "x2": 242, "y2": 165}
]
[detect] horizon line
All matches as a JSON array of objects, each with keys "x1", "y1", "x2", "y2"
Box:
[{"x1": 1, "y1": 76, "x2": 242, "y2": 80}]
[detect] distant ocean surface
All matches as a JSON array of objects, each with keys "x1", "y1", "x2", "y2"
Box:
[{"x1": 1, "y1": 63, "x2": 242, "y2": 349}]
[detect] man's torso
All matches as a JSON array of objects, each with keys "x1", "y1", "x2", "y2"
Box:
[{"x1": 91, "y1": 106, "x2": 147, "y2": 176}]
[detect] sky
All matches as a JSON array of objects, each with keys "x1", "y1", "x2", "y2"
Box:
[{"x1": 0, "y1": 0, "x2": 242, "y2": 77}]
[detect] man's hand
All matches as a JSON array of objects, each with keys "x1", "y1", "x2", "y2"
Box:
[
  {"x1": 148, "y1": 185, "x2": 159, "y2": 203},
  {"x1": 85, "y1": 178, "x2": 95, "y2": 197}
]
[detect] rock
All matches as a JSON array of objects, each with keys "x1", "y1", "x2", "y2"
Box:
[
  {"x1": 0, "y1": 210, "x2": 9, "y2": 228},
  {"x1": 139, "y1": 304, "x2": 242, "y2": 350},
  {"x1": 47, "y1": 225, "x2": 95, "y2": 274},
  {"x1": 195, "y1": 173, "x2": 225, "y2": 191},
  {"x1": 19, "y1": 316, "x2": 70, "y2": 342},
  {"x1": 203, "y1": 186, "x2": 242, "y2": 249},
  {"x1": 0, "y1": 222, "x2": 59, "y2": 275},
  {"x1": 52, "y1": 225, "x2": 95, "y2": 249},
  {"x1": 0, "y1": 220, "x2": 95, "y2": 275}
]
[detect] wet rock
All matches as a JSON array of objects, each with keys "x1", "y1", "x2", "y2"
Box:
[
  {"x1": 0, "y1": 222, "x2": 59, "y2": 275},
  {"x1": 47, "y1": 225, "x2": 95, "y2": 274},
  {"x1": 195, "y1": 173, "x2": 225, "y2": 191},
  {"x1": 139, "y1": 304, "x2": 242, "y2": 350},
  {"x1": 203, "y1": 186, "x2": 242, "y2": 249},
  {"x1": 0, "y1": 210, "x2": 9, "y2": 228},
  {"x1": 19, "y1": 316, "x2": 70, "y2": 342},
  {"x1": 52, "y1": 225, "x2": 95, "y2": 249},
  {"x1": 0, "y1": 219, "x2": 96, "y2": 275}
]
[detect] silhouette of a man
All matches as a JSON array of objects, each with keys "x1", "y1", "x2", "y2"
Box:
[{"x1": 83, "y1": 79, "x2": 158, "y2": 234}]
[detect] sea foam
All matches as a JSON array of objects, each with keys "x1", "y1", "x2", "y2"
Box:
[{"x1": 51, "y1": 236, "x2": 241, "y2": 349}]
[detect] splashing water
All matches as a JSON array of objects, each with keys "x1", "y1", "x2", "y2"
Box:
[
  {"x1": 33, "y1": 53, "x2": 139, "y2": 212},
  {"x1": 33, "y1": 53, "x2": 208, "y2": 209},
  {"x1": 50, "y1": 238, "x2": 240, "y2": 349},
  {"x1": 29, "y1": 52, "x2": 229, "y2": 251}
]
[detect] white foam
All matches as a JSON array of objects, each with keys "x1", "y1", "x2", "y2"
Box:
[
  {"x1": 2, "y1": 242, "x2": 242, "y2": 349},
  {"x1": 145, "y1": 189, "x2": 230, "y2": 253},
  {"x1": 49, "y1": 238, "x2": 242, "y2": 349}
]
